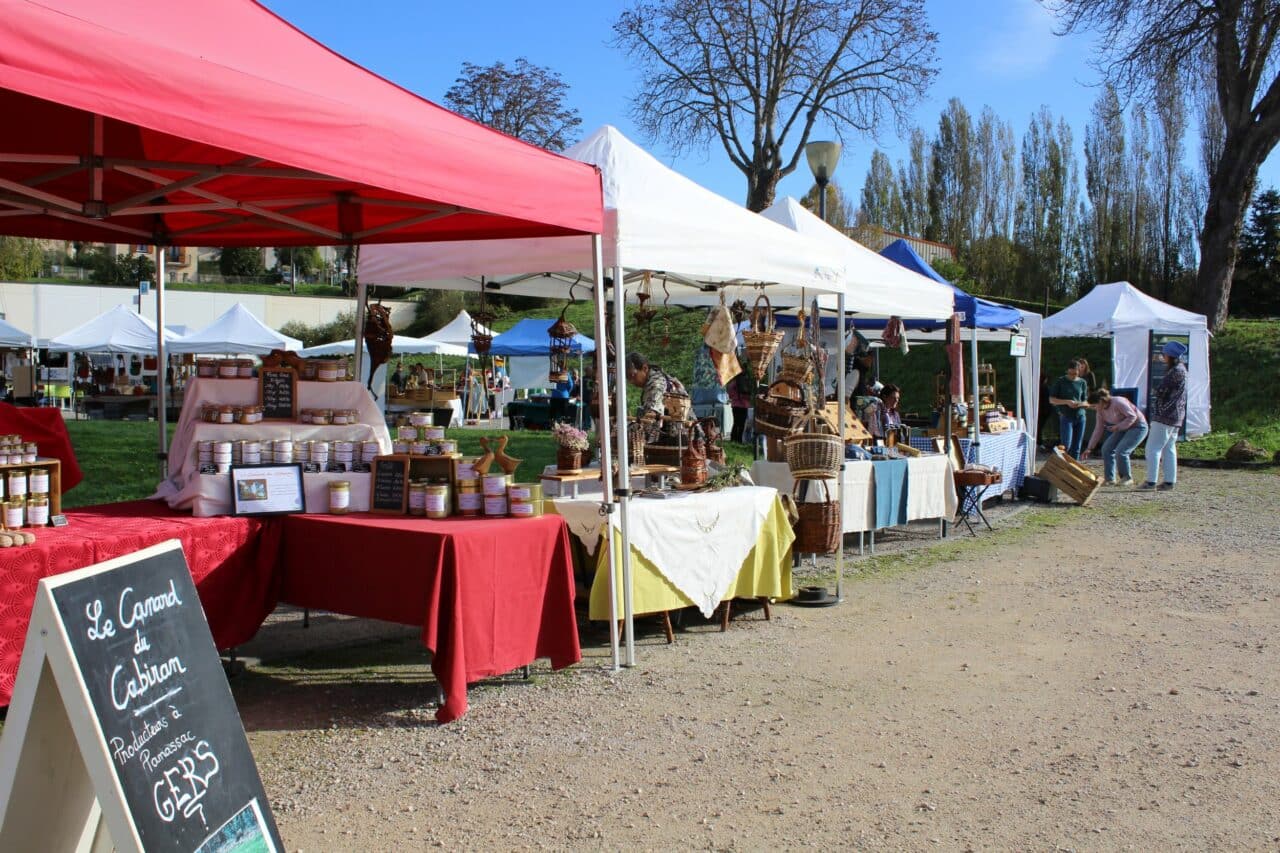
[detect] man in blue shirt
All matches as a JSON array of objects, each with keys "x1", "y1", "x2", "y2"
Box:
[{"x1": 1047, "y1": 359, "x2": 1089, "y2": 459}]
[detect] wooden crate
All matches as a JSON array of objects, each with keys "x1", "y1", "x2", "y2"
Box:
[{"x1": 1036, "y1": 446, "x2": 1102, "y2": 505}]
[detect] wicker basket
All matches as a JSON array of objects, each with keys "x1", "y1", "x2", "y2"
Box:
[
  {"x1": 643, "y1": 443, "x2": 682, "y2": 467},
  {"x1": 627, "y1": 425, "x2": 646, "y2": 466},
  {"x1": 753, "y1": 379, "x2": 808, "y2": 439},
  {"x1": 784, "y1": 409, "x2": 843, "y2": 479},
  {"x1": 663, "y1": 390, "x2": 693, "y2": 422},
  {"x1": 778, "y1": 318, "x2": 815, "y2": 387},
  {"x1": 793, "y1": 480, "x2": 840, "y2": 554},
  {"x1": 742, "y1": 293, "x2": 783, "y2": 377}
]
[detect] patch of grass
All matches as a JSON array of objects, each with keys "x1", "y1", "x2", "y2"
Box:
[{"x1": 62, "y1": 421, "x2": 175, "y2": 508}]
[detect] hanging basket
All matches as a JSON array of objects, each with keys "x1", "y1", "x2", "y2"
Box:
[
  {"x1": 793, "y1": 479, "x2": 841, "y2": 554},
  {"x1": 742, "y1": 293, "x2": 784, "y2": 377},
  {"x1": 784, "y1": 409, "x2": 843, "y2": 480},
  {"x1": 471, "y1": 333, "x2": 493, "y2": 355},
  {"x1": 753, "y1": 379, "x2": 808, "y2": 439},
  {"x1": 778, "y1": 317, "x2": 815, "y2": 387}
]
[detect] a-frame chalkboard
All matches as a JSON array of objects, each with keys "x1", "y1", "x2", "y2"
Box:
[{"x1": 0, "y1": 541, "x2": 282, "y2": 852}]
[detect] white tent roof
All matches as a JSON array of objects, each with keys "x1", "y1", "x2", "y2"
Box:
[
  {"x1": 760, "y1": 197, "x2": 955, "y2": 318},
  {"x1": 46, "y1": 304, "x2": 177, "y2": 353},
  {"x1": 358, "y1": 125, "x2": 844, "y2": 306},
  {"x1": 299, "y1": 335, "x2": 474, "y2": 357},
  {"x1": 1043, "y1": 282, "x2": 1206, "y2": 337},
  {"x1": 424, "y1": 310, "x2": 494, "y2": 350},
  {"x1": 0, "y1": 316, "x2": 32, "y2": 347},
  {"x1": 169, "y1": 303, "x2": 302, "y2": 354}
]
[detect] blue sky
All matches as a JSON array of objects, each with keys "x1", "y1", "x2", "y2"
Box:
[{"x1": 263, "y1": 0, "x2": 1278, "y2": 211}]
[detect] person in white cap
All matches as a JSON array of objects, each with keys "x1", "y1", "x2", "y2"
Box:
[{"x1": 1140, "y1": 340, "x2": 1189, "y2": 491}]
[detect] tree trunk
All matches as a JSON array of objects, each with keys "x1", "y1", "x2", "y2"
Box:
[
  {"x1": 1196, "y1": 142, "x2": 1257, "y2": 331},
  {"x1": 745, "y1": 167, "x2": 782, "y2": 213}
]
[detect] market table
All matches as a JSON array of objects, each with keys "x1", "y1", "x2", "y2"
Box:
[
  {"x1": 0, "y1": 401, "x2": 83, "y2": 491},
  {"x1": 910, "y1": 429, "x2": 1029, "y2": 499},
  {"x1": 551, "y1": 486, "x2": 795, "y2": 623},
  {"x1": 751, "y1": 454, "x2": 957, "y2": 535},
  {"x1": 0, "y1": 500, "x2": 280, "y2": 706},
  {"x1": 277, "y1": 512, "x2": 581, "y2": 723}
]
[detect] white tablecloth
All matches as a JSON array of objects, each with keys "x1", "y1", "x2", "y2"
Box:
[
  {"x1": 553, "y1": 486, "x2": 779, "y2": 618},
  {"x1": 751, "y1": 455, "x2": 957, "y2": 533},
  {"x1": 154, "y1": 378, "x2": 392, "y2": 516}
]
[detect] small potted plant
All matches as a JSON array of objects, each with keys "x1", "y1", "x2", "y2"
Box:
[{"x1": 552, "y1": 422, "x2": 590, "y2": 472}]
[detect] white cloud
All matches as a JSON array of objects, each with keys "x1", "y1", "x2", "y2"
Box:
[{"x1": 973, "y1": 1, "x2": 1061, "y2": 77}]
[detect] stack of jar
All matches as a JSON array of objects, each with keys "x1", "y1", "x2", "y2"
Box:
[
  {"x1": 481, "y1": 473, "x2": 511, "y2": 517},
  {"x1": 507, "y1": 482, "x2": 544, "y2": 518},
  {"x1": 0, "y1": 437, "x2": 37, "y2": 464},
  {"x1": 299, "y1": 408, "x2": 359, "y2": 425},
  {"x1": 197, "y1": 440, "x2": 234, "y2": 472},
  {"x1": 3, "y1": 463, "x2": 51, "y2": 528},
  {"x1": 456, "y1": 473, "x2": 483, "y2": 517},
  {"x1": 211, "y1": 358, "x2": 255, "y2": 379},
  {"x1": 391, "y1": 415, "x2": 457, "y2": 456}
]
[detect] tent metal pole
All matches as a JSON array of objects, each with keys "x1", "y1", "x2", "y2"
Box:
[
  {"x1": 970, "y1": 327, "x2": 980, "y2": 449},
  {"x1": 353, "y1": 279, "x2": 368, "y2": 382},
  {"x1": 588, "y1": 237, "x2": 620, "y2": 671},
  {"x1": 835, "y1": 293, "x2": 847, "y2": 602},
  {"x1": 612, "y1": 264, "x2": 636, "y2": 667},
  {"x1": 154, "y1": 245, "x2": 168, "y2": 477}
]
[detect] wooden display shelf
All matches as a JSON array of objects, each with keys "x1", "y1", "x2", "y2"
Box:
[{"x1": 1, "y1": 457, "x2": 62, "y2": 520}]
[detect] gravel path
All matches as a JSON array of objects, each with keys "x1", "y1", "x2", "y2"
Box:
[{"x1": 234, "y1": 466, "x2": 1280, "y2": 850}]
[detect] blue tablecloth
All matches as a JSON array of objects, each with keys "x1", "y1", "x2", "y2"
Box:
[
  {"x1": 910, "y1": 429, "x2": 1029, "y2": 498},
  {"x1": 871, "y1": 459, "x2": 909, "y2": 529}
]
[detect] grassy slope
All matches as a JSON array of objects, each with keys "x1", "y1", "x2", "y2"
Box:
[{"x1": 58, "y1": 317, "x2": 1277, "y2": 508}]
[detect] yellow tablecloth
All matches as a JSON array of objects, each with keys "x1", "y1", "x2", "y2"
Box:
[{"x1": 578, "y1": 495, "x2": 795, "y2": 621}]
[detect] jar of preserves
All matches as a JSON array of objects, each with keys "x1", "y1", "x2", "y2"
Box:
[
  {"x1": 26, "y1": 495, "x2": 49, "y2": 527},
  {"x1": 408, "y1": 482, "x2": 428, "y2": 516},
  {"x1": 3, "y1": 500, "x2": 24, "y2": 530},
  {"x1": 328, "y1": 480, "x2": 351, "y2": 514},
  {"x1": 425, "y1": 482, "x2": 451, "y2": 519},
  {"x1": 7, "y1": 470, "x2": 27, "y2": 500},
  {"x1": 28, "y1": 466, "x2": 50, "y2": 495},
  {"x1": 217, "y1": 405, "x2": 236, "y2": 424}
]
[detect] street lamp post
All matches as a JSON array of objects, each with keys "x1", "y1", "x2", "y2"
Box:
[{"x1": 804, "y1": 139, "x2": 846, "y2": 602}]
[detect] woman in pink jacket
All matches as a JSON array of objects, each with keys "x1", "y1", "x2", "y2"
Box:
[{"x1": 1081, "y1": 388, "x2": 1149, "y2": 485}]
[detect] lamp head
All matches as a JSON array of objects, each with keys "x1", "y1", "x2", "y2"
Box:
[{"x1": 805, "y1": 140, "x2": 842, "y2": 184}]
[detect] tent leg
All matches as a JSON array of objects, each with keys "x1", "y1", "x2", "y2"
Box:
[
  {"x1": 353, "y1": 279, "x2": 368, "y2": 382},
  {"x1": 835, "y1": 294, "x2": 846, "y2": 603},
  {"x1": 586, "y1": 239, "x2": 620, "y2": 672},
  {"x1": 154, "y1": 246, "x2": 168, "y2": 478},
  {"x1": 970, "y1": 328, "x2": 980, "y2": 448},
  {"x1": 612, "y1": 264, "x2": 635, "y2": 668}
]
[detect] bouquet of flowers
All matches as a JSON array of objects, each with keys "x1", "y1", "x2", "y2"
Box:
[{"x1": 551, "y1": 422, "x2": 590, "y2": 452}]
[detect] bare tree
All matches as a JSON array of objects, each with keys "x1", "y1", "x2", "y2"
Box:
[
  {"x1": 614, "y1": 0, "x2": 937, "y2": 211},
  {"x1": 443, "y1": 58, "x2": 582, "y2": 152},
  {"x1": 1047, "y1": 0, "x2": 1280, "y2": 330}
]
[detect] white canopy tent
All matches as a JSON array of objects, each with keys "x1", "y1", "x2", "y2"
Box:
[
  {"x1": 168, "y1": 303, "x2": 302, "y2": 355},
  {"x1": 0, "y1": 317, "x2": 32, "y2": 347},
  {"x1": 422, "y1": 310, "x2": 495, "y2": 351},
  {"x1": 46, "y1": 304, "x2": 178, "y2": 354},
  {"x1": 1043, "y1": 282, "x2": 1210, "y2": 436},
  {"x1": 361, "y1": 124, "x2": 851, "y2": 667},
  {"x1": 299, "y1": 335, "x2": 474, "y2": 358},
  {"x1": 759, "y1": 197, "x2": 955, "y2": 317}
]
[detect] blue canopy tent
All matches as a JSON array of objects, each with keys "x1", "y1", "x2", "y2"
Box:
[{"x1": 471, "y1": 318, "x2": 596, "y2": 426}]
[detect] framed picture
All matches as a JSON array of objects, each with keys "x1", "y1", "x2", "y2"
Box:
[{"x1": 229, "y1": 464, "x2": 305, "y2": 516}]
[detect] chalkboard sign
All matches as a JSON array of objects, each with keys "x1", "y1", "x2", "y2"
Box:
[
  {"x1": 369, "y1": 454, "x2": 410, "y2": 514},
  {"x1": 0, "y1": 542, "x2": 282, "y2": 851},
  {"x1": 259, "y1": 366, "x2": 297, "y2": 421}
]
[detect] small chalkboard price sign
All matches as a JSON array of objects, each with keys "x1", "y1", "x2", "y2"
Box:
[
  {"x1": 0, "y1": 541, "x2": 282, "y2": 852},
  {"x1": 259, "y1": 366, "x2": 297, "y2": 422},
  {"x1": 369, "y1": 454, "x2": 410, "y2": 515}
]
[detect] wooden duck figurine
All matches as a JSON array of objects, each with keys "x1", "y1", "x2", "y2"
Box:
[
  {"x1": 473, "y1": 436, "x2": 496, "y2": 476},
  {"x1": 493, "y1": 434, "x2": 522, "y2": 476}
]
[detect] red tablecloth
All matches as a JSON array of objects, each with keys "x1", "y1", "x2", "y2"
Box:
[
  {"x1": 279, "y1": 513, "x2": 581, "y2": 723},
  {"x1": 0, "y1": 500, "x2": 280, "y2": 705},
  {"x1": 0, "y1": 402, "x2": 83, "y2": 490}
]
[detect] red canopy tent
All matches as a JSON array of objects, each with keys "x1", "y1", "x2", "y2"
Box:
[{"x1": 0, "y1": 0, "x2": 604, "y2": 469}]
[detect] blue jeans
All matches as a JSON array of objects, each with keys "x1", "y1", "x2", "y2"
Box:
[
  {"x1": 1099, "y1": 422, "x2": 1148, "y2": 482},
  {"x1": 1146, "y1": 421, "x2": 1179, "y2": 484},
  {"x1": 1059, "y1": 410, "x2": 1087, "y2": 460}
]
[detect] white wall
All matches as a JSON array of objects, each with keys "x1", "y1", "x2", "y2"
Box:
[{"x1": 0, "y1": 282, "x2": 416, "y2": 341}]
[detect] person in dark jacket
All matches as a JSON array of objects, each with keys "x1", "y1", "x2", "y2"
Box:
[{"x1": 1140, "y1": 341, "x2": 1189, "y2": 491}]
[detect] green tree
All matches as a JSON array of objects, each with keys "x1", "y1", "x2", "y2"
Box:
[
  {"x1": 800, "y1": 180, "x2": 855, "y2": 231},
  {"x1": 87, "y1": 248, "x2": 154, "y2": 287},
  {"x1": 614, "y1": 0, "x2": 938, "y2": 211},
  {"x1": 898, "y1": 127, "x2": 932, "y2": 237},
  {"x1": 0, "y1": 237, "x2": 44, "y2": 280},
  {"x1": 275, "y1": 246, "x2": 322, "y2": 277},
  {"x1": 444, "y1": 58, "x2": 581, "y2": 151},
  {"x1": 218, "y1": 247, "x2": 265, "y2": 278},
  {"x1": 1083, "y1": 86, "x2": 1129, "y2": 285},
  {"x1": 1231, "y1": 188, "x2": 1280, "y2": 316},
  {"x1": 859, "y1": 150, "x2": 903, "y2": 231},
  {"x1": 1017, "y1": 107, "x2": 1079, "y2": 307}
]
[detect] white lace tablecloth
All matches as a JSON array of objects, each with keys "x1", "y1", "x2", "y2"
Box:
[
  {"x1": 552, "y1": 486, "x2": 779, "y2": 617},
  {"x1": 153, "y1": 378, "x2": 392, "y2": 516}
]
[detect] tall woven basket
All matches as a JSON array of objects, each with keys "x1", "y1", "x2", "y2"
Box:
[
  {"x1": 753, "y1": 379, "x2": 808, "y2": 439},
  {"x1": 784, "y1": 409, "x2": 842, "y2": 479},
  {"x1": 793, "y1": 480, "x2": 841, "y2": 554},
  {"x1": 778, "y1": 313, "x2": 815, "y2": 387},
  {"x1": 742, "y1": 293, "x2": 783, "y2": 377}
]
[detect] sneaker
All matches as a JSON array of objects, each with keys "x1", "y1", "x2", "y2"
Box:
[
  {"x1": 1157, "y1": 482, "x2": 1175, "y2": 491},
  {"x1": 1102, "y1": 478, "x2": 1117, "y2": 486},
  {"x1": 1117, "y1": 478, "x2": 1134, "y2": 486},
  {"x1": 1137, "y1": 482, "x2": 1158, "y2": 491}
]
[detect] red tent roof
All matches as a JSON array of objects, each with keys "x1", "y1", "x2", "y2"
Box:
[{"x1": 0, "y1": 0, "x2": 602, "y2": 246}]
